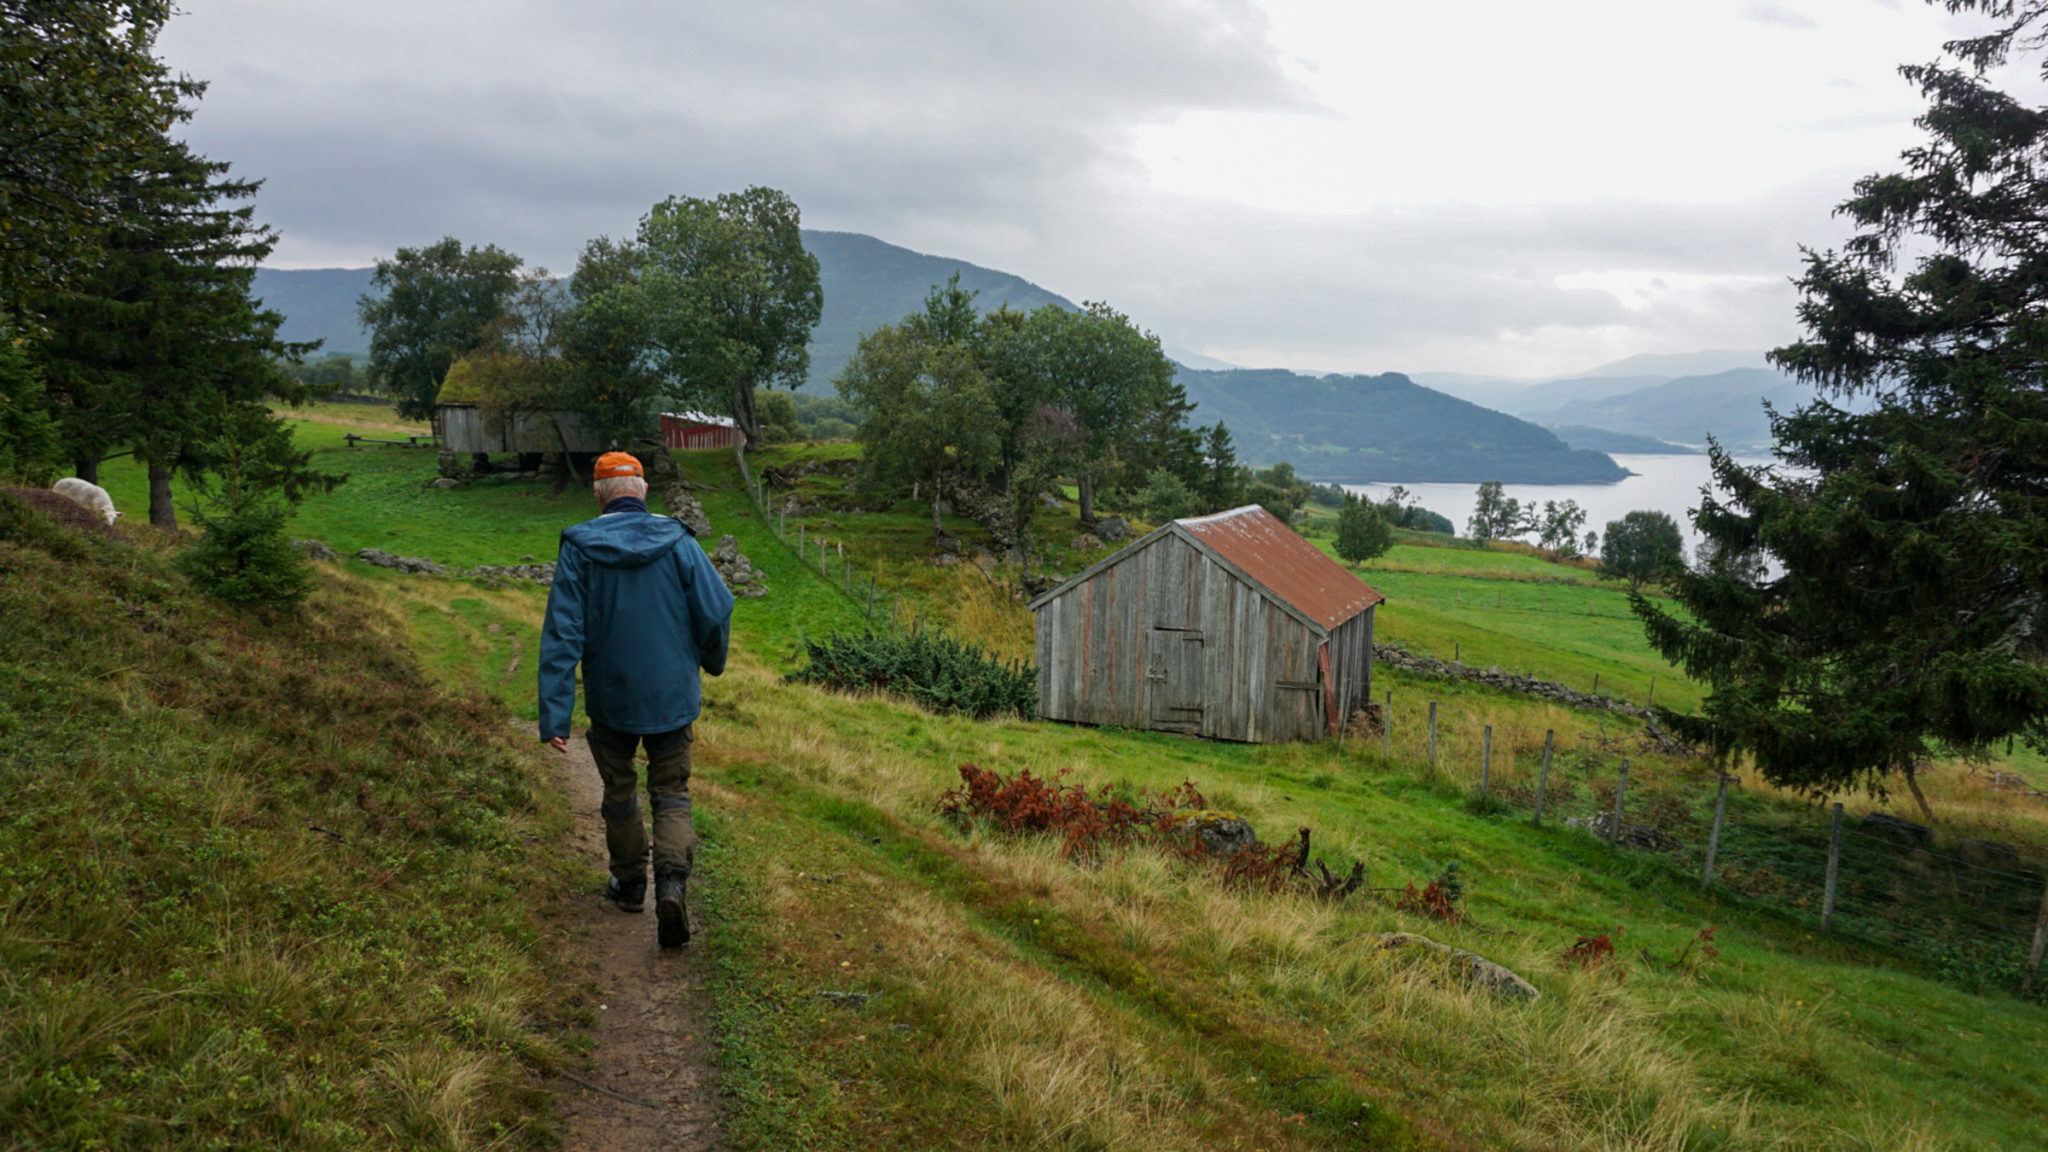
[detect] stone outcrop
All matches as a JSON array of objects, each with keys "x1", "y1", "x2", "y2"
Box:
[
  {"x1": 1179, "y1": 812, "x2": 1260, "y2": 856},
  {"x1": 1565, "y1": 811, "x2": 1683, "y2": 852},
  {"x1": 355, "y1": 548, "x2": 444, "y2": 575},
  {"x1": 1376, "y1": 933, "x2": 1541, "y2": 1001},
  {"x1": 709, "y1": 535, "x2": 768, "y2": 598},
  {"x1": 1860, "y1": 813, "x2": 1934, "y2": 848},
  {"x1": 470, "y1": 562, "x2": 557, "y2": 583},
  {"x1": 294, "y1": 539, "x2": 338, "y2": 562},
  {"x1": 761, "y1": 457, "x2": 857, "y2": 489},
  {"x1": 662, "y1": 481, "x2": 713, "y2": 538}
]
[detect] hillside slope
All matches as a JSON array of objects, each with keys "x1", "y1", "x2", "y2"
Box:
[
  {"x1": 799, "y1": 230, "x2": 1075, "y2": 391},
  {"x1": 1179, "y1": 367, "x2": 1629, "y2": 483},
  {"x1": 0, "y1": 493, "x2": 574, "y2": 1148}
]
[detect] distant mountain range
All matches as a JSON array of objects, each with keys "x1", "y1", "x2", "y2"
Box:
[
  {"x1": 257, "y1": 231, "x2": 1821, "y2": 482},
  {"x1": 1175, "y1": 368, "x2": 1629, "y2": 484},
  {"x1": 1524, "y1": 368, "x2": 1808, "y2": 451}
]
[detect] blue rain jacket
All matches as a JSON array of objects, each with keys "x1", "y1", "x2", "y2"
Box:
[{"x1": 538, "y1": 509, "x2": 735, "y2": 740}]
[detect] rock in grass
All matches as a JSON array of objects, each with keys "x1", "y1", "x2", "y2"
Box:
[
  {"x1": 355, "y1": 548, "x2": 442, "y2": 575},
  {"x1": 1377, "y1": 933, "x2": 1541, "y2": 1002},
  {"x1": 1177, "y1": 812, "x2": 1259, "y2": 856}
]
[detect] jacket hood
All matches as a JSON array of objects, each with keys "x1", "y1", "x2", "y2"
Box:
[{"x1": 563, "y1": 513, "x2": 686, "y2": 569}]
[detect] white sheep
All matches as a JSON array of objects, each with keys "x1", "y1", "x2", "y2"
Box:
[{"x1": 51, "y1": 478, "x2": 122, "y2": 525}]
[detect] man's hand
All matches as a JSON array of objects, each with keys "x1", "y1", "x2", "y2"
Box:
[{"x1": 546, "y1": 736, "x2": 569, "y2": 754}]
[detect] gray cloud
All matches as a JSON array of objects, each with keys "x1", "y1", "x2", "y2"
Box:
[
  {"x1": 1744, "y1": 3, "x2": 1821, "y2": 30},
  {"x1": 166, "y1": 0, "x2": 1306, "y2": 267},
  {"x1": 158, "y1": 1, "x2": 1910, "y2": 376}
]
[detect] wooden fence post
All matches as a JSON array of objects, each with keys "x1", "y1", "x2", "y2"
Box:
[
  {"x1": 1608, "y1": 758, "x2": 1630, "y2": 843},
  {"x1": 1453, "y1": 640, "x2": 1461, "y2": 664},
  {"x1": 1383, "y1": 690, "x2": 1393, "y2": 758},
  {"x1": 1592, "y1": 672, "x2": 1600, "y2": 696},
  {"x1": 1479, "y1": 725, "x2": 1492, "y2": 799},
  {"x1": 1427, "y1": 702, "x2": 1438, "y2": 770},
  {"x1": 2026, "y1": 874, "x2": 2048, "y2": 995},
  {"x1": 798, "y1": 523, "x2": 805, "y2": 554},
  {"x1": 868, "y1": 575, "x2": 876, "y2": 619},
  {"x1": 1702, "y1": 773, "x2": 1730, "y2": 890},
  {"x1": 1822, "y1": 802, "x2": 1845, "y2": 932},
  {"x1": 1648, "y1": 673, "x2": 1658, "y2": 709},
  {"x1": 1534, "y1": 729, "x2": 1554, "y2": 824}
]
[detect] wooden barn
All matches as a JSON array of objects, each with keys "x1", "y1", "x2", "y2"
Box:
[
  {"x1": 1029, "y1": 505, "x2": 1384, "y2": 743},
  {"x1": 660, "y1": 411, "x2": 740, "y2": 451},
  {"x1": 433, "y1": 356, "x2": 605, "y2": 455}
]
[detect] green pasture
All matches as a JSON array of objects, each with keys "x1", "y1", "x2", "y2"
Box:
[{"x1": 68, "y1": 409, "x2": 2048, "y2": 1147}]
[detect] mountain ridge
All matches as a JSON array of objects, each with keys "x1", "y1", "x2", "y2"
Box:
[{"x1": 1176, "y1": 367, "x2": 1629, "y2": 484}]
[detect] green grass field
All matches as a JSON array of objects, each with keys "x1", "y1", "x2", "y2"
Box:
[{"x1": 54, "y1": 409, "x2": 2048, "y2": 1149}]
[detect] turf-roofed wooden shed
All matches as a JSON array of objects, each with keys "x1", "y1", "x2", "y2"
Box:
[{"x1": 1029, "y1": 505, "x2": 1385, "y2": 743}]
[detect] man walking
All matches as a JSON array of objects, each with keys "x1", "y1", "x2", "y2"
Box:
[{"x1": 540, "y1": 452, "x2": 735, "y2": 948}]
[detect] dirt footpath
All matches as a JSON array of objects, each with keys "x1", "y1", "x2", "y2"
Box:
[{"x1": 551, "y1": 736, "x2": 726, "y2": 1151}]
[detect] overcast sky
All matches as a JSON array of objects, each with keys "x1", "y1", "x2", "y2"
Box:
[{"x1": 160, "y1": 0, "x2": 1996, "y2": 377}]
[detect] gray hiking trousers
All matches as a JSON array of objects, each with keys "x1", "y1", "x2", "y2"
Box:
[{"x1": 587, "y1": 721, "x2": 697, "y2": 881}]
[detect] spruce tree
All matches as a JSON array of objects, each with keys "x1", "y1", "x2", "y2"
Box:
[
  {"x1": 30, "y1": 124, "x2": 328, "y2": 525},
  {"x1": 1636, "y1": 1, "x2": 2048, "y2": 816}
]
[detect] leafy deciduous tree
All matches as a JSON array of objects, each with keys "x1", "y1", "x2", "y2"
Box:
[
  {"x1": 1600, "y1": 510, "x2": 1685, "y2": 590},
  {"x1": 1336, "y1": 492, "x2": 1393, "y2": 565},
  {"x1": 836, "y1": 302, "x2": 1001, "y2": 536},
  {"x1": 358, "y1": 237, "x2": 522, "y2": 421},
  {"x1": 1537, "y1": 499, "x2": 1589, "y2": 555},
  {"x1": 1465, "y1": 480, "x2": 1531, "y2": 541},
  {"x1": 635, "y1": 186, "x2": 821, "y2": 447}
]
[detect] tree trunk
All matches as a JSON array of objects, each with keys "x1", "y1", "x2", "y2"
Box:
[
  {"x1": 1077, "y1": 471, "x2": 1095, "y2": 526},
  {"x1": 1903, "y1": 761, "x2": 1936, "y2": 824},
  {"x1": 733, "y1": 384, "x2": 761, "y2": 449},
  {"x1": 148, "y1": 462, "x2": 177, "y2": 530},
  {"x1": 74, "y1": 456, "x2": 98, "y2": 485}
]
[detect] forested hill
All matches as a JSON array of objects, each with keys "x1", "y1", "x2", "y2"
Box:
[
  {"x1": 799, "y1": 230, "x2": 1074, "y2": 391},
  {"x1": 1178, "y1": 367, "x2": 1630, "y2": 484},
  {"x1": 252, "y1": 231, "x2": 1080, "y2": 388},
  {"x1": 252, "y1": 266, "x2": 375, "y2": 356}
]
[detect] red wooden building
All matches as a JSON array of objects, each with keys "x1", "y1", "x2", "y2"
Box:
[{"x1": 660, "y1": 411, "x2": 740, "y2": 451}]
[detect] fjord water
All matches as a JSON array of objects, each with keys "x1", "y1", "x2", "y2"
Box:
[{"x1": 1344, "y1": 452, "x2": 1778, "y2": 555}]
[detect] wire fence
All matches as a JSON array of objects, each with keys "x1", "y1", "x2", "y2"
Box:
[
  {"x1": 734, "y1": 446, "x2": 899, "y2": 626},
  {"x1": 1359, "y1": 689, "x2": 2048, "y2": 1000},
  {"x1": 735, "y1": 451, "x2": 2048, "y2": 997}
]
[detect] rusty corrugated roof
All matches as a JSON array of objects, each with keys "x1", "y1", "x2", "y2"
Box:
[{"x1": 1176, "y1": 505, "x2": 1384, "y2": 631}]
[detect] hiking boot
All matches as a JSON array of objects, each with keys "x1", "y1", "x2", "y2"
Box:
[
  {"x1": 606, "y1": 872, "x2": 646, "y2": 913},
  {"x1": 655, "y1": 871, "x2": 690, "y2": 948}
]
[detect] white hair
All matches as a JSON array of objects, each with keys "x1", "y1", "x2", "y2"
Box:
[{"x1": 593, "y1": 474, "x2": 648, "y2": 504}]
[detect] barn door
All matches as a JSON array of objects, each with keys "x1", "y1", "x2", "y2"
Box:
[{"x1": 1147, "y1": 628, "x2": 1206, "y2": 732}]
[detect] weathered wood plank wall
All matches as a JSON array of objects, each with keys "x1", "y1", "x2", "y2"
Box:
[{"x1": 1036, "y1": 526, "x2": 1371, "y2": 743}]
